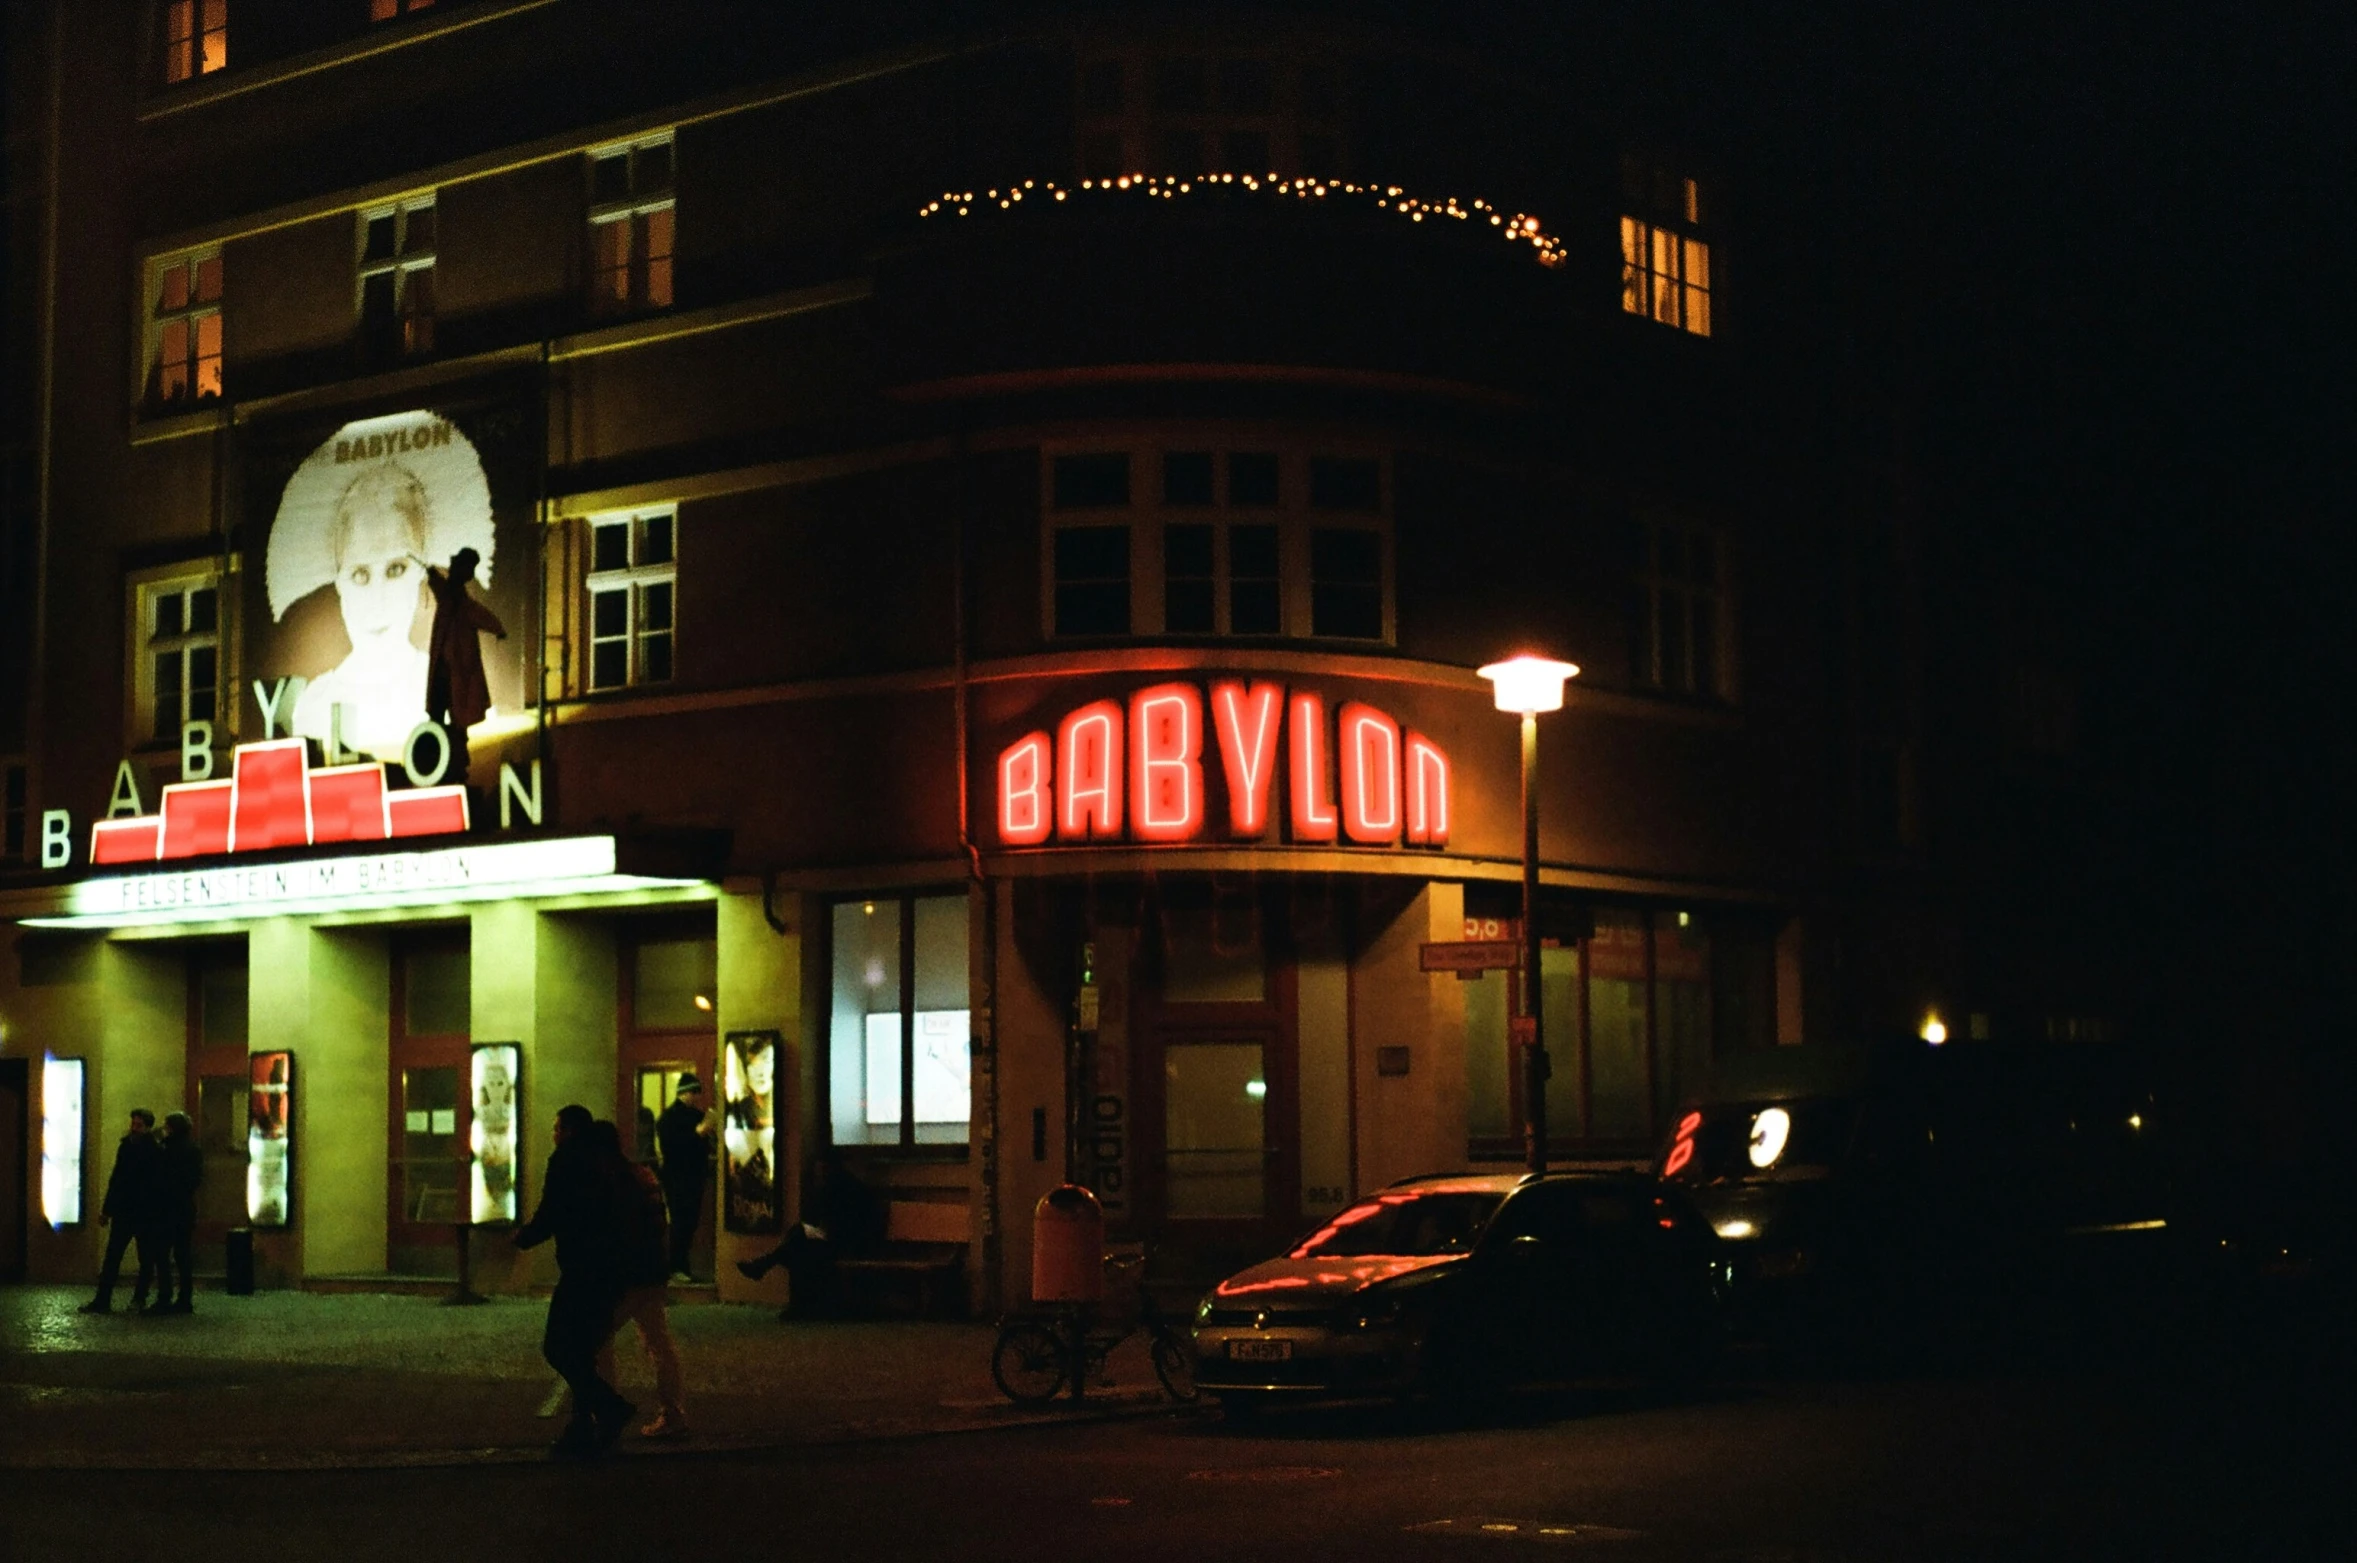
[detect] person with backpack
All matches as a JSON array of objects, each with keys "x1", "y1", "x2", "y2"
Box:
[
  {"x1": 514, "y1": 1104, "x2": 633, "y2": 1457},
  {"x1": 587, "y1": 1118, "x2": 690, "y2": 1439}
]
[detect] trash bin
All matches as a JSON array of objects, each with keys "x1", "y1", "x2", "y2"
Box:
[
  {"x1": 1031, "y1": 1184, "x2": 1105, "y2": 1303},
  {"x1": 225, "y1": 1227, "x2": 255, "y2": 1296}
]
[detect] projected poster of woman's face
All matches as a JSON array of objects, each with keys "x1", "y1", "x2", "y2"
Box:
[{"x1": 264, "y1": 412, "x2": 495, "y2": 761}]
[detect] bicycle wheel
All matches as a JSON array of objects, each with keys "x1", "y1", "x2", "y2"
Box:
[
  {"x1": 1150, "y1": 1327, "x2": 1199, "y2": 1402},
  {"x1": 992, "y1": 1320, "x2": 1068, "y2": 1406}
]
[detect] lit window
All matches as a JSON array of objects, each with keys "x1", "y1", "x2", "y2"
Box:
[
  {"x1": 370, "y1": 0, "x2": 437, "y2": 20},
  {"x1": 164, "y1": 0, "x2": 228, "y2": 85},
  {"x1": 2, "y1": 760, "x2": 26, "y2": 864},
  {"x1": 587, "y1": 135, "x2": 676, "y2": 317},
  {"x1": 1078, "y1": 52, "x2": 1345, "y2": 179},
  {"x1": 830, "y1": 894, "x2": 971, "y2": 1147},
  {"x1": 585, "y1": 507, "x2": 676, "y2": 691},
  {"x1": 148, "y1": 250, "x2": 223, "y2": 408},
  {"x1": 137, "y1": 574, "x2": 223, "y2": 744},
  {"x1": 1636, "y1": 517, "x2": 1728, "y2": 700},
  {"x1": 1618, "y1": 166, "x2": 1710, "y2": 337},
  {"x1": 1046, "y1": 445, "x2": 1390, "y2": 642},
  {"x1": 358, "y1": 197, "x2": 437, "y2": 358}
]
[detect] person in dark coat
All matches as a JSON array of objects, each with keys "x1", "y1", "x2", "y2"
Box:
[
  {"x1": 80, "y1": 1109, "x2": 162, "y2": 1315},
  {"x1": 586, "y1": 1120, "x2": 690, "y2": 1438},
  {"x1": 422, "y1": 546, "x2": 506, "y2": 784},
  {"x1": 655, "y1": 1077, "x2": 711, "y2": 1281},
  {"x1": 514, "y1": 1103, "x2": 633, "y2": 1456},
  {"x1": 735, "y1": 1144, "x2": 883, "y2": 1320},
  {"x1": 149, "y1": 1110, "x2": 204, "y2": 1315}
]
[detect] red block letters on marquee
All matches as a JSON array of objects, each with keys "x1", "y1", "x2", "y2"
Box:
[
  {"x1": 89, "y1": 738, "x2": 471, "y2": 866},
  {"x1": 997, "y1": 681, "x2": 1450, "y2": 850}
]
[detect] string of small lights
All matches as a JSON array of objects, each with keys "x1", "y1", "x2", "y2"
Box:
[{"x1": 918, "y1": 173, "x2": 1567, "y2": 269}]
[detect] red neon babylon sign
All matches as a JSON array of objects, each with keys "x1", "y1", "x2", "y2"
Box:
[
  {"x1": 89, "y1": 738, "x2": 469, "y2": 866},
  {"x1": 997, "y1": 680, "x2": 1450, "y2": 849}
]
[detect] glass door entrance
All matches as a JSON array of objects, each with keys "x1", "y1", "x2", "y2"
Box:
[{"x1": 1162, "y1": 1035, "x2": 1271, "y2": 1219}]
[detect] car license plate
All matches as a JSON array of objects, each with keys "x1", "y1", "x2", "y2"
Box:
[{"x1": 1229, "y1": 1338, "x2": 1292, "y2": 1362}]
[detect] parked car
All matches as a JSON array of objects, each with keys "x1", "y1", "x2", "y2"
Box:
[
  {"x1": 1659, "y1": 1039, "x2": 2177, "y2": 1359},
  {"x1": 1190, "y1": 1171, "x2": 1728, "y2": 1413}
]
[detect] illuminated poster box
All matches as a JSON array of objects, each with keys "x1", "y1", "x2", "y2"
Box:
[
  {"x1": 248, "y1": 1051, "x2": 294, "y2": 1228},
  {"x1": 470, "y1": 1042, "x2": 521, "y2": 1225},
  {"x1": 723, "y1": 1030, "x2": 782, "y2": 1235},
  {"x1": 42, "y1": 1055, "x2": 85, "y2": 1228}
]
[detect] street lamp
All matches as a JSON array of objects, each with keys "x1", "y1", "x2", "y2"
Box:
[{"x1": 1477, "y1": 654, "x2": 1579, "y2": 1174}]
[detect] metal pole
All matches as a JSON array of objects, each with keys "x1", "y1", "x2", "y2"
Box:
[{"x1": 1522, "y1": 712, "x2": 1547, "y2": 1175}]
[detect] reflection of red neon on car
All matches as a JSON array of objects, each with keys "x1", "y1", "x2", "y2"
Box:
[{"x1": 1663, "y1": 1111, "x2": 1702, "y2": 1177}]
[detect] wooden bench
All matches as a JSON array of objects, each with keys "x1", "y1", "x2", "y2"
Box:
[{"x1": 834, "y1": 1200, "x2": 968, "y2": 1318}]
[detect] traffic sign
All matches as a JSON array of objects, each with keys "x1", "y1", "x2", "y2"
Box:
[{"x1": 1420, "y1": 940, "x2": 1521, "y2": 973}]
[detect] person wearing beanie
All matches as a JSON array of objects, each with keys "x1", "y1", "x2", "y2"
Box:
[{"x1": 655, "y1": 1076, "x2": 711, "y2": 1281}]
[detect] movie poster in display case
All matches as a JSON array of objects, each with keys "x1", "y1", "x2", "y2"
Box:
[
  {"x1": 41, "y1": 1055, "x2": 85, "y2": 1228},
  {"x1": 469, "y1": 1043, "x2": 521, "y2": 1224},
  {"x1": 723, "y1": 1030, "x2": 782, "y2": 1235},
  {"x1": 247, "y1": 1051, "x2": 293, "y2": 1227}
]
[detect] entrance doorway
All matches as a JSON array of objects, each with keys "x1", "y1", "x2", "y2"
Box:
[
  {"x1": 618, "y1": 920, "x2": 717, "y2": 1280},
  {"x1": 186, "y1": 945, "x2": 250, "y2": 1274},
  {"x1": 389, "y1": 937, "x2": 472, "y2": 1275}
]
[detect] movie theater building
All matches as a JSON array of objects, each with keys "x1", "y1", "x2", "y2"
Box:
[{"x1": 0, "y1": 2, "x2": 1866, "y2": 1305}]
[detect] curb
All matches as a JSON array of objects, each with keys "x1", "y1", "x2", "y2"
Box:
[{"x1": 0, "y1": 1388, "x2": 1193, "y2": 1474}]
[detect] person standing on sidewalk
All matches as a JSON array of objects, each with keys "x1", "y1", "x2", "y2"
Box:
[
  {"x1": 656, "y1": 1077, "x2": 711, "y2": 1281},
  {"x1": 514, "y1": 1104, "x2": 633, "y2": 1456},
  {"x1": 79, "y1": 1109, "x2": 161, "y2": 1315},
  {"x1": 148, "y1": 1111, "x2": 204, "y2": 1315},
  {"x1": 587, "y1": 1119, "x2": 690, "y2": 1439}
]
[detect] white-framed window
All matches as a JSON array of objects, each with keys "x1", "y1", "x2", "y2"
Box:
[
  {"x1": 586, "y1": 507, "x2": 676, "y2": 692},
  {"x1": 2, "y1": 760, "x2": 27, "y2": 864},
  {"x1": 1635, "y1": 516, "x2": 1730, "y2": 701},
  {"x1": 358, "y1": 196, "x2": 437, "y2": 357},
  {"x1": 370, "y1": 0, "x2": 437, "y2": 20},
  {"x1": 1043, "y1": 443, "x2": 1390, "y2": 643},
  {"x1": 1077, "y1": 51, "x2": 1345, "y2": 180},
  {"x1": 146, "y1": 249, "x2": 223, "y2": 409},
  {"x1": 164, "y1": 0, "x2": 228, "y2": 85},
  {"x1": 1619, "y1": 161, "x2": 1711, "y2": 337},
  {"x1": 587, "y1": 134, "x2": 675, "y2": 317},
  {"x1": 130, "y1": 569, "x2": 225, "y2": 746}
]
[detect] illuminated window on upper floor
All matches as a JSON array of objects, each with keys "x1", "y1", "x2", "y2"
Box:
[
  {"x1": 588, "y1": 135, "x2": 676, "y2": 317},
  {"x1": 1044, "y1": 445, "x2": 1389, "y2": 643},
  {"x1": 164, "y1": 1, "x2": 228, "y2": 84},
  {"x1": 1635, "y1": 516, "x2": 1730, "y2": 701},
  {"x1": 358, "y1": 197, "x2": 437, "y2": 358},
  {"x1": 130, "y1": 570, "x2": 225, "y2": 747},
  {"x1": 370, "y1": 0, "x2": 437, "y2": 20},
  {"x1": 1077, "y1": 51, "x2": 1345, "y2": 181},
  {"x1": 147, "y1": 250, "x2": 223, "y2": 409},
  {"x1": 1620, "y1": 160, "x2": 1710, "y2": 337},
  {"x1": 585, "y1": 507, "x2": 676, "y2": 692}
]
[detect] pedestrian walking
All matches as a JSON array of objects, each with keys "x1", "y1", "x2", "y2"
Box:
[
  {"x1": 514, "y1": 1103, "x2": 633, "y2": 1457},
  {"x1": 149, "y1": 1110, "x2": 204, "y2": 1315},
  {"x1": 656, "y1": 1076, "x2": 711, "y2": 1281},
  {"x1": 79, "y1": 1109, "x2": 162, "y2": 1315},
  {"x1": 586, "y1": 1120, "x2": 691, "y2": 1439}
]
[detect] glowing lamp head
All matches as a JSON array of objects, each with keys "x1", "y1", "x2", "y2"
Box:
[
  {"x1": 1747, "y1": 1106, "x2": 1791, "y2": 1170},
  {"x1": 1921, "y1": 1014, "x2": 1948, "y2": 1046},
  {"x1": 1477, "y1": 655, "x2": 1580, "y2": 716}
]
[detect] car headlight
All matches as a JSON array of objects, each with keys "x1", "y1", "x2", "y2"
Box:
[
  {"x1": 1195, "y1": 1297, "x2": 1215, "y2": 1323},
  {"x1": 1748, "y1": 1106, "x2": 1791, "y2": 1169}
]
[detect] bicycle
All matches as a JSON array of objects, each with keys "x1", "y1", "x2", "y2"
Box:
[{"x1": 991, "y1": 1248, "x2": 1199, "y2": 1407}]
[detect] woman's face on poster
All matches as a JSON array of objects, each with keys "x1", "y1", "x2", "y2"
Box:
[
  {"x1": 742, "y1": 1045, "x2": 774, "y2": 1099},
  {"x1": 332, "y1": 504, "x2": 426, "y2": 646}
]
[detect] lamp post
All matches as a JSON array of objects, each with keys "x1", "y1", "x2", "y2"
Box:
[{"x1": 1477, "y1": 655, "x2": 1579, "y2": 1174}]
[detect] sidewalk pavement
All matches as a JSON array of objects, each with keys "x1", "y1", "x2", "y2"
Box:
[{"x1": 0, "y1": 1285, "x2": 1188, "y2": 1471}]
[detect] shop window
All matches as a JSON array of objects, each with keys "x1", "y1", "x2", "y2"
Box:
[
  {"x1": 164, "y1": 0, "x2": 228, "y2": 85},
  {"x1": 587, "y1": 134, "x2": 675, "y2": 317},
  {"x1": 146, "y1": 250, "x2": 223, "y2": 408},
  {"x1": 1077, "y1": 50, "x2": 1346, "y2": 179},
  {"x1": 132, "y1": 571, "x2": 222, "y2": 746},
  {"x1": 1619, "y1": 160, "x2": 1710, "y2": 337},
  {"x1": 1045, "y1": 444, "x2": 1390, "y2": 642},
  {"x1": 829, "y1": 894, "x2": 970, "y2": 1148},
  {"x1": 358, "y1": 196, "x2": 436, "y2": 358},
  {"x1": 585, "y1": 507, "x2": 676, "y2": 691},
  {"x1": 2, "y1": 761, "x2": 25, "y2": 863},
  {"x1": 370, "y1": 0, "x2": 437, "y2": 20},
  {"x1": 1636, "y1": 516, "x2": 1729, "y2": 701}
]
